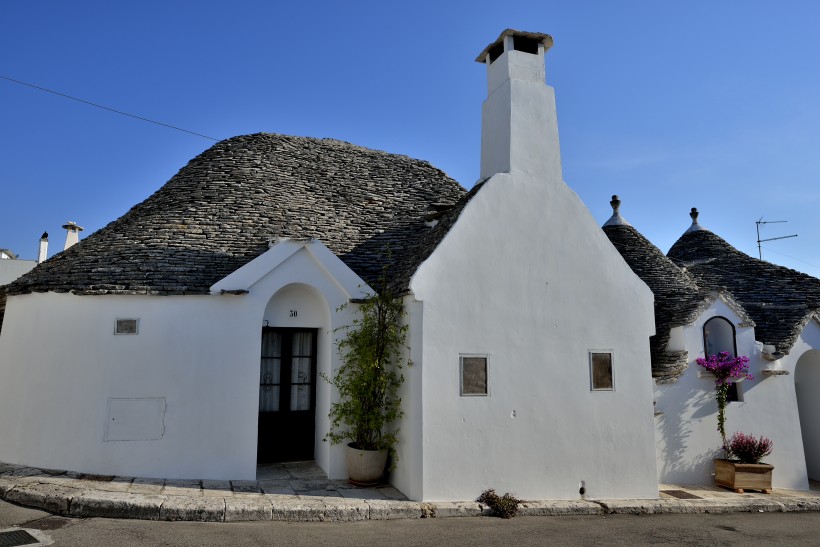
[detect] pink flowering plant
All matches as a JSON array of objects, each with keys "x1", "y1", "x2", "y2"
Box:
[
  {"x1": 725, "y1": 432, "x2": 773, "y2": 464},
  {"x1": 695, "y1": 351, "x2": 751, "y2": 446}
]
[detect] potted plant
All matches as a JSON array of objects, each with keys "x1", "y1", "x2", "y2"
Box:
[
  {"x1": 714, "y1": 432, "x2": 774, "y2": 494},
  {"x1": 323, "y1": 281, "x2": 410, "y2": 486},
  {"x1": 697, "y1": 352, "x2": 774, "y2": 493}
]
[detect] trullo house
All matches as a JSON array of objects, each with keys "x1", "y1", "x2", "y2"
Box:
[
  {"x1": 604, "y1": 199, "x2": 820, "y2": 491},
  {"x1": 0, "y1": 30, "x2": 661, "y2": 502}
]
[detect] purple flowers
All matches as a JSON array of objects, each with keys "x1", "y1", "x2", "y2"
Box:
[
  {"x1": 697, "y1": 352, "x2": 775, "y2": 463},
  {"x1": 696, "y1": 352, "x2": 752, "y2": 385},
  {"x1": 725, "y1": 432, "x2": 774, "y2": 464},
  {"x1": 696, "y1": 352, "x2": 752, "y2": 445}
]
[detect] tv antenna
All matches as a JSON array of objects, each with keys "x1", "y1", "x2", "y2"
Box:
[{"x1": 756, "y1": 218, "x2": 797, "y2": 260}]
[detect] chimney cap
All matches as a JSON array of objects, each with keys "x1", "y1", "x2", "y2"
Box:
[
  {"x1": 62, "y1": 221, "x2": 84, "y2": 232},
  {"x1": 475, "y1": 29, "x2": 553, "y2": 63}
]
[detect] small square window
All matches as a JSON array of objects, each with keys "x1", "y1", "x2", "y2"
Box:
[
  {"x1": 115, "y1": 318, "x2": 139, "y2": 335},
  {"x1": 460, "y1": 355, "x2": 488, "y2": 396},
  {"x1": 727, "y1": 381, "x2": 744, "y2": 403},
  {"x1": 590, "y1": 351, "x2": 614, "y2": 391}
]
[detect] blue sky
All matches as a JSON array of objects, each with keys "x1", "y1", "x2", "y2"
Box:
[{"x1": 2, "y1": 1, "x2": 819, "y2": 276}]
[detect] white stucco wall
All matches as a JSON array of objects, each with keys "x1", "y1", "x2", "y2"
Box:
[
  {"x1": 795, "y1": 349, "x2": 820, "y2": 479},
  {"x1": 0, "y1": 259, "x2": 36, "y2": 286},
  {"x1": 0, "y1": 242, "x2": 363, "y2": 481},
  {"x1": 655, "y1": 300, "x2": 814, "y2": 489},
  {"x1": 792, "y1": 320, "x2": 820, "y2": 480},
  {"x1": 410, "y1": 171, "x2": 658, "y2": 501},
  {"x1": 390, "y1": 297, "x2": 425, "y2": 501}
]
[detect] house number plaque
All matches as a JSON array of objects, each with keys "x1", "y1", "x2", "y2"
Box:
[{"x1": 290, "y1": 310, "x2": 298, "y2": 318}]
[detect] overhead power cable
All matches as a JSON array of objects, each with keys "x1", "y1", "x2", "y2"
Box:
[{"x1": 0, "y1": 75, "x2": 219, "y2": 141}]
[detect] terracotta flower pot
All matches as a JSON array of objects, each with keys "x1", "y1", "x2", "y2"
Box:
[
  {"x1": 345, "y1": 443, "x2": 388, "y2": 486},
  {"x1": 714, "y1": 458, "x2": 773, "y2": 493}
]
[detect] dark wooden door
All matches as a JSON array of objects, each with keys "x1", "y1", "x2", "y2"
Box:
[{"x1": 258, "y1": 328, "x2": 317, "y2": 463}]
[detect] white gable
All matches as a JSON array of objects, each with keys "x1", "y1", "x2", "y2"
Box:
[{"x1": 210, "y1": 238, "x2": 372, "y2": 300}]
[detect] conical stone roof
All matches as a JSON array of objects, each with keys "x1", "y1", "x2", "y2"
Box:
[
  {"x1": 5, "y1": 133, "x2": 466, "y2": 297},
  {"x1": 668, "y1": 218, "x2": 820, "y2": 356},
  {"x1": 602, "y1": 197, "x2": 713, "y2": 382}
]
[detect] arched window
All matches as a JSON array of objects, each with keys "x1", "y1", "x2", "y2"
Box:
[
  {"x1": 703, "y1": 316, "x2": 741, "y2": 401},
  {"x1": 703, "y1": 316, "x2": 737, "y2": 358}
]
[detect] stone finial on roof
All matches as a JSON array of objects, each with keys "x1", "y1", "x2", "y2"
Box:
[
  {"x1": 684, "y1": 207, "x2": 706, "y2": 234},
  {"x1": 603, "y1": 195, "x2": 631, "y2": 227}
]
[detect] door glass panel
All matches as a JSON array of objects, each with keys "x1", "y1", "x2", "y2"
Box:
[
  {"x1": 262, "y1": 331, "x2": 282, "y2": 358},
  {"x1": 261, "y1": 358, "x2": 281, "y2": 385},
  {"x1": 260, "y1": 330, "x2": 282, "y2": 412},
  {"x1": 291, "y1": 384, "x2": 311, "y2": 411},
  {"x1": 292, "y1": 332, "x2": 313, "y2": 356},
  {"x1": 292, "y1": 357, "x2": 311, "y2": 384},
  {"x1": 260, "y1": 356, "x2": 281, "y2": 412},
  {"x1": 259, "y1": 385, "x2": 280, "y2": 412},
  {"x1": 290, "y1": 331, "x2": 313, "y2": 411}
]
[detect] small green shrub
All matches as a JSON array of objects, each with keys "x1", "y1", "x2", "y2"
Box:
[{"x1": 477, "y1": 489, "x2": 522, "y2": 519}]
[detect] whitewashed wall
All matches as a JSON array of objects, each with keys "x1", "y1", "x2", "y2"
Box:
[
  {"x1": 400, "y1": 39, "x2": 658, "y2": 502},
  {"x1": 655, "y1": 299, "x2": 814, "y2": 489},
  {"x1": 0, "y1": 243, "x2": 362, "y2": 481},
  {"x1": 0, "y1": 259, "x2": 36, "y2": 286},
  {"x1": 791, "y1": 320, "x2": 820, "y2": 481},
  {"x1": 410, "y1": 171, "x2": 658, "y2": 501},
  {"x1": 390, "y1": 297, "x2": 425, "y2": 501}
]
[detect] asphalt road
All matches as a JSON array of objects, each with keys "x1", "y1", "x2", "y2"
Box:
[{"x1": 4, "y1": 499, "x2": 820, "y2": 546}]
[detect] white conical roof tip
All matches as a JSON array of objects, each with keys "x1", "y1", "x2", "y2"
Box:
[
  {"x1": 684, "y1": 207, "x2": 707, "y2": 233},
  {"x1": 603, "y1": 194, "x2": 631, "y2": 227}
]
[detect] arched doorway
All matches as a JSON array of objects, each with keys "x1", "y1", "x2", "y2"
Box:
[
  {"x1": 795, "y1": 350, "x2": 820, "y2": 480},
  {"x1": 258, "y1": 283, "x2": 330, "y2": 463}
]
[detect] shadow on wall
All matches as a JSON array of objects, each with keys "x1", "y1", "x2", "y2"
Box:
[
  {"x1": 656, "y1": 376, "x2": 721, "y2": 484},
  {"x1": 658, "y1": 350, "x2": 772, "y2": 485},
  {"x1": 795, "y1": 350, "x2": 820, "y2": 480}
]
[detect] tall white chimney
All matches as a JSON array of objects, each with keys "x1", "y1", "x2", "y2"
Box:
[
  {"x1": 37, "y1": 232, "x2": 49, "y2": 263},
  {"x1": 62, "y1": 221, "x2": 83, "y2": 250},
  {"x1": 476, "y1": 29, "x2": 561, "y2": 181}
]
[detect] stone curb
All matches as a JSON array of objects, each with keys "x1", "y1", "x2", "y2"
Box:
[{"x1": 3, "y1": 465, "x2": 820, "y2": 522}]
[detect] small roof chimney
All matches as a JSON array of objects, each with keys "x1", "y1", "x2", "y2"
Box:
[
  {"x1": 62, "y1": 221, "x2": 84, "y2": 250},
  {"x1": 38, "y1": 232, "x2": 49, "y2": 263}
]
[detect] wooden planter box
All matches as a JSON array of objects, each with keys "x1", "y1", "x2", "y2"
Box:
[{"x1": 714, "y1": 459, "x2": 774, "y2": 493}]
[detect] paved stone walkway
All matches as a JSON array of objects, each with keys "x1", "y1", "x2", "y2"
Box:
[{"x1": 2, "y1": 461, "x2": 820, "y2": 522}]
